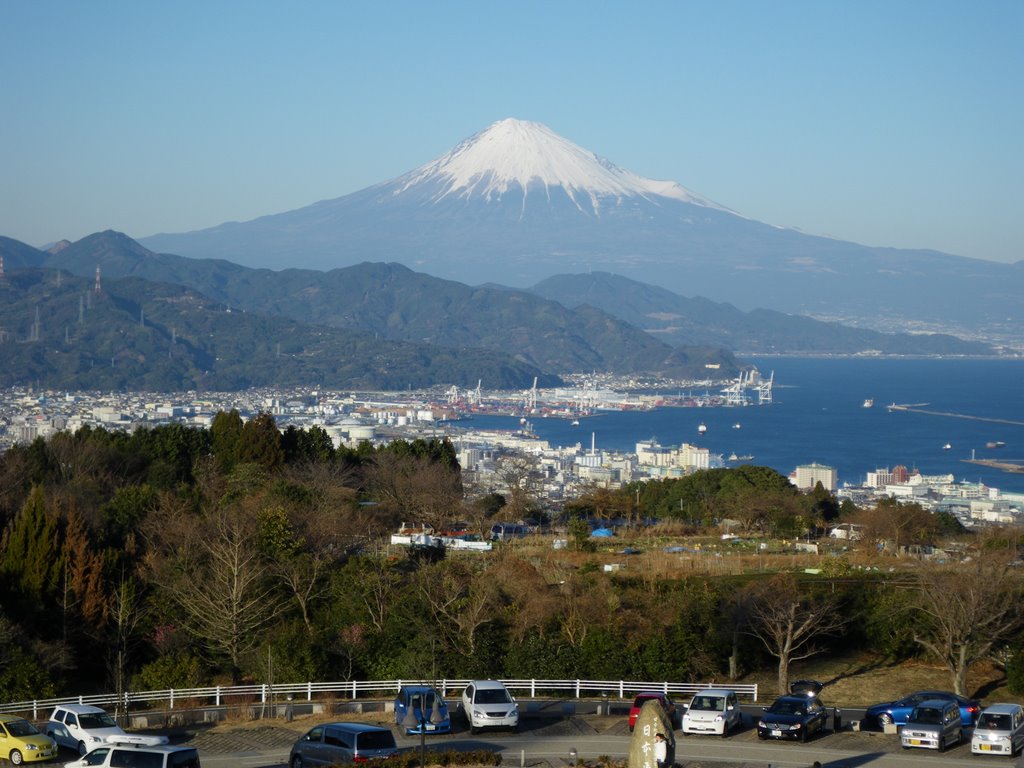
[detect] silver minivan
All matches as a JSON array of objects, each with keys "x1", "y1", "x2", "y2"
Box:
[
  {"x1": 972, "y1": 703, "x2": 1024, "y2": 756},
  {"x1": 901, "y1": 699, "x2": 963, "y2": 751},
  {"x1": 289, "y1": 723, "x2": 397, "y2": 767}
]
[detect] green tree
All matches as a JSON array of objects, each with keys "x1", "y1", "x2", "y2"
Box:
[
  {"x1": 210, "y1": 409, "x2": 244, "y2": 472},
  {"x1": 238, "y1": 412, "x2": 284, "y2": 471},
  {"x1": 1, "y1": 487, "x2": 62, "y2": 610}
]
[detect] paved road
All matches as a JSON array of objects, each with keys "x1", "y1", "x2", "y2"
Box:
[{"x1": 178, "y1": 712, "x2": 1020, "y2": 768}]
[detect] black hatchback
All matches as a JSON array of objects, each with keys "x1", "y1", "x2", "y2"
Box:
[{"x1": 757, "y1": 680, "x2": 831, "y2": 742}]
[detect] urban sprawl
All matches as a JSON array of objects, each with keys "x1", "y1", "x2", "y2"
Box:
[{"x1": 2, "y1": 377, "x2": 1021, "y2": 533}]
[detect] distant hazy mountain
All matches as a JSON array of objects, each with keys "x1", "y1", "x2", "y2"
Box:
[
  {"x1": 529, "y1": 272, "x2": 993, "y2": 356},
  {"x1": 138, "y1": 118, "x2": 1023, "y2": 337},
  {"x1": 0, "y1": 269, "x2": 560, "y2": 391},
  {"x1": 1, "y1": 232, "x2": 741, "y2": 381}
]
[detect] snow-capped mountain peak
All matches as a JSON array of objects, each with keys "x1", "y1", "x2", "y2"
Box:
[{"x1": 393, "y1": 118, "x2": 721, "y2": 212}]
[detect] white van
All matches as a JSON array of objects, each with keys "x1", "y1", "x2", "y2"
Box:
[
  {"x1": 63, "y1": 741, "x2": 198, "y2": 768},
  {"x1": 46, "y1": 706, "x2": 165, "y2": 756}
]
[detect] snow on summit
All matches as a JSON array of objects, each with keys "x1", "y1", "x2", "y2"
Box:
[{"x1": 394, "y1": 118, "x2": 721, "y2": 213}]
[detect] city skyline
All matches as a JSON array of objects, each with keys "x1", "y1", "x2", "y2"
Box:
[{"x1": 2, "y1": 0, "x2": 1021, "y2": 264}]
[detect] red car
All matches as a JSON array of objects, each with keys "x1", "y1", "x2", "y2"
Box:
[{"x1": 628, "y1": 692, "x2": 680, "y2": 731}]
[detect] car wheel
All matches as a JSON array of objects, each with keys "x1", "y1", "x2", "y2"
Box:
[
  {"x1": 757, "y1": 732, "x2": 766, "y2": 740},
  {"x1": 800, "y1": 729, "x2": 807, "y2": 743},
  {"x1": 878, "y1": 713, "x2": 894, "y2": 729},
  {"x1": 291, "y1": 756, "x2": 303, "y2": 768},
  {"x1": 470, "y1": 725, "x2": 478, "y2": 735},
  {"x1": 78, "y1": 741, "x2": 88, "y2": 756},
  {"x1": 10, "y1": 750, "x2": 24, "y2": 766}
]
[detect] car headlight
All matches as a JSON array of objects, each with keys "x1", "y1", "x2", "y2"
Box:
[
  {"x1": 509, "y1": 708, "x2": 518, "y2": 717},
  {"x1": 26, "y1": 744, "x2": 39, "y2": 751},
  {"x1": 714, "y1": 715, "x2": 723, "y2": 722},
  {"x1": 758, "y1": 720, "x2": 766, "y2": 728},
  {"x1": 89, "y1": 736, "x2": 103, "y2": 743}
]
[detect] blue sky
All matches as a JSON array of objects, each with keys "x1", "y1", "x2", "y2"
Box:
[{"x1": 2, "y1": 0, "x2": 1021, "y2": 263}]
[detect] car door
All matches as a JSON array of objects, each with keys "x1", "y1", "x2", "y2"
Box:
[
  {"x1": 726, "y1": 693, "x2": 740, "y2": 729},
  {"x1": 300, "y1": 726, "x2": 325, "y2": 766},
  {"x1": 49, "y1": 709, "x2": 72, "y2": 749}
]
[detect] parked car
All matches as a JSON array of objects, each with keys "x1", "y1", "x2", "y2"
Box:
[
  {"x1": 47, "y1": 705, "x2": 126, "y2": 756},
  {"x1": 681, "y1": 689, "x2": 742, "y2": 737},
  {"x1": 288, "y1": 723, "x2": 397, "y2": 768},
  {"x1": 864, "y1": 690, "x2": 981, "y2": 729},
  {"x1": 0, "y1": 714, "x2": 58, "y2": 765},
  {"x1": 460, "y1": 680, "x2": 519, "y2": 734},
  {"x1": 757, "y1": 680, "x2": 831, "y2": 742},
  {"x1": 628, "y1": 692, "x2": 679, "y2": 732},
  {"x1": 971, "y1": 703, "x2": 1024, "y2": 756},
  {"x1": 394, "y1": 685, "x2": 451, "y2": 734},
  {"x1": 900, "y1": 699, "x2": 963, "y2": 751},
  {"x1": 63, "y1": 740, "x2": 199, "y2": 768}
]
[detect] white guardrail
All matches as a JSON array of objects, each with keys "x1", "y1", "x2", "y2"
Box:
[{"x1": 2, "y1": 678, "x2": 758, "y2": 720}]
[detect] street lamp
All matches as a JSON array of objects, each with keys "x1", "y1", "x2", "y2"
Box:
[{"x1": 401, "y1": 691, "x2": 445, "y2": 768}]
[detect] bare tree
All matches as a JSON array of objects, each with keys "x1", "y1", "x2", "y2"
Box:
[
  {"x1": 417, "y1": 559, "x2": 500, "y2": 658},
  {"x1": 494, "y1": 453, "x2": 543, "y2": 521},
  {"x1": 742, "y1": 573, "x2": 846, "y2": 694},
  {"x1": 365, "y1": 453, "x2": 462, "y2": 531},
  {"x1": 144, "y1": 503, "x2": 287, "y2": 683},
  {"x1": 911, "y1": 557, "x2": 1024, "y2": 695}
]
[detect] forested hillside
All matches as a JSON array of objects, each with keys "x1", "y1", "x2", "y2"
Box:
[{"x1": 1, "y1": 419, "x2": 1022, "y2": 704}]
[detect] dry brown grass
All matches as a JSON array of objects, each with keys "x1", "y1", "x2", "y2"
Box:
[{"x1": 740, "y1": 653, "x2": 1015, "y2": 706}]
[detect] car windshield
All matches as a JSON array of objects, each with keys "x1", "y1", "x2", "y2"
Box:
[
  {"x1": 476, "y1": 689, "x2": 511, "y2": 704},
  {"x1": 692, "y1": 696, "x2": 724, "y2": 711},
  {"x1": 911, "y1": 707, "x2": 943, "y2": 724},
  {"x1": 981, "y1": 714, "x2": 1012, "y2": 730},
  {"x1": 79, "y1": 713, "x2": 117, "y2": 729},
  {"x1": 409, "y1": 691, "x2": 437, "y2": 709},
  {"x1": 768, "y1": 700, "x2": 805, "y2": 716},
  {"x1": 5, "y1": 720, "x2": 40, "y2": 737}
]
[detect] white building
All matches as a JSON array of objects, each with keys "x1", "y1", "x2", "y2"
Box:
[{"x1": 793, "y1": 462, "x2": 837, "y2": 491}]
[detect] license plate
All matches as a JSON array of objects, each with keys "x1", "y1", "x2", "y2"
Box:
[
  {"x1": 980, "y1": 744, "x2": 992, "y2": 751},
  {"x1": 771, "y1": 730, "x2": 781, "y2": 737},
  {"x1": 426, "y1": 725, "x2": 435, "y2": 731},
  {"x1": 909, "y1": 739, "x2": 922, "y2": 745}
]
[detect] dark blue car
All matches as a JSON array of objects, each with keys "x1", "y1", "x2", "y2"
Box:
[
  {"x1": 757, "y1": 680, "x2": 832, "y2": 742},
  {"x1": 394, "y1": 685, "x2": 451, "y2": 734},
  {"x1": 864, "y1": 690, "x2": 980, "y2": 729}
]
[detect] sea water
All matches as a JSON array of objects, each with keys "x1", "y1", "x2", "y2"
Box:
[{"x1": 460, "y1": 358, "x2": 1024, "y2": 494}]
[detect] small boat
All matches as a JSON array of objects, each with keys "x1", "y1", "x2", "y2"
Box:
[
  {"x1": 942, "y1": 443, "x2": 952, "y2": 450},
  {"x1": 863, "y1": 399, "x2": 874, "y2": 408},
  {"x1": 570, "y1": 419, "x2": 580, "y2": 426},
  {"x1": 732, "y1": 423, "x2": 742, "y2": 429},
  {"x1": 697, "y1": 423, "x2": 707, "y2": 435},
  {"x1": 987, "y1": 441, "x2": 1006, "y2": 449},
  {"x1": 728, "y1": 453, "x2": 754, "y2": 462}
]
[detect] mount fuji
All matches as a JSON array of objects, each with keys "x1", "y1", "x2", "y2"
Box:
[{"x1": 140, "y1": 119, "x2": 1022, "y2": 336}]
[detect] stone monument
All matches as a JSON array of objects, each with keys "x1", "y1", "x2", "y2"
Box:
[{"x1": 629, "y1": 699, "x2": 676, "y2": 768}]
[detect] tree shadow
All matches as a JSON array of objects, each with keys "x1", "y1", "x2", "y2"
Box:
[
  {"x1": 820, "y1": 658, "x2": 896, "y2": 688},
  {"x1": 972, "y1": 671, "x2": 1008, "y2": 701},
  {"x1": 816, "y1": 751, "x2": 889, "y2": 768}
]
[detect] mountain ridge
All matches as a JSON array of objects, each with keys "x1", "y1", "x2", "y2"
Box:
[{"x1": 0, "y1": 231, "x2": 997, "y2": 363}]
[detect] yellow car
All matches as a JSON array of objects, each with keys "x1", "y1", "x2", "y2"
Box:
[{"x1": 0, "y1": 714, "x2": 58, "y2": 764}]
